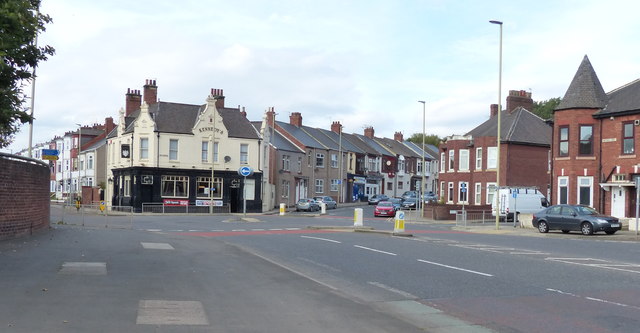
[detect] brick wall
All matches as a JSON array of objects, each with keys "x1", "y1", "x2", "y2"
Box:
[{"x1": 0, "y1": 155, "x2": 50, "y2": 240}]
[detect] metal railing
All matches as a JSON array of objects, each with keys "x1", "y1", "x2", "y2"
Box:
[
  {"x1": 141, "y1": 203, "x2": 231, "y2": 214},
  {"x1": 50, "y1": 202, "x2": 133, "y2": 229},
  {"x1": 455, "y1": 210, "x2": 494, "y2": 227}
]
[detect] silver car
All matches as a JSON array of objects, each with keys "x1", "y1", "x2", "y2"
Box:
[
  {"x1": 313, "y1": 196, "x2": 337, "y2": 209},
  {"x1": 295, "y1": 199, "x2": 320, "y2": 212}
]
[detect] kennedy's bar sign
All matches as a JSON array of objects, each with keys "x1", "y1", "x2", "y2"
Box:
[{"x1": 121, "y1": 144, "x2": 130, "y2": 158}]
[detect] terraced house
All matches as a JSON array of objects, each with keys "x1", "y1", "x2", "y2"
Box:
[{"x1": 552, "y1": 56, "x2": 640, "y2": 219}]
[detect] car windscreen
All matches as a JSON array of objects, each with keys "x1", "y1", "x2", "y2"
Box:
[
  {"x1": 377, "y1": 202, "x2": 393, "y2": 207},
  {"x1": 575, "y1": 206, "x2": 598, "y2": 215}
]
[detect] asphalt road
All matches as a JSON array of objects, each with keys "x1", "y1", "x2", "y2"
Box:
[{"x1": 4, "y1": 204, "x2": 640, "y2": 332}]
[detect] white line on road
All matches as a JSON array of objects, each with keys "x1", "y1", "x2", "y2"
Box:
[
  {"x1": 146, "y1": 229, "x2": 162, "y2": 232},
  {"x1": 354, "y1": 245, "x2": 397, "y2": 256},
  {"x1": 368, "y1": 281, "x2": 417, "y2": 299},
  {"x1": 285, "y1": 228, "x2": 302, "y2": 230},
  {"x1": 300, "y1": 235, "x2": 341, "y2": 243},
  {"x1": 547, "y1": 288, "x2": 640, "y2": 310},
  {"x1": 252, "y1": 229, "x2": 265, "y2": 231},
  {"x1": 269, "y1": 228, "x2": 283, "y2": 231},
  {"x1": 232, "y1": 229, "x2": 246, "y2": 232},
  {"x1": 417, "y1": 259, "x2": 493, "y2": 277},
  {"x1": 188, "y1": 230, "x2": 202, "y2": 232}
]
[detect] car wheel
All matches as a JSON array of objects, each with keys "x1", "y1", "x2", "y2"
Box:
[
  {"x1": 581, "y1": 222, "x2": 594, "y2": 235},
  {"x1": 538, "y1": 221, "x2": 549, "y2": 233},
  {"x1": 605, "y1": 230, "x2": 617, "y2": 235},
  {"x1": 562, "y1": 230, "x2": 570, "y2": 234}
]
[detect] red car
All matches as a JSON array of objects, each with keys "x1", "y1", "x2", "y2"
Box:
[{"x1": 374, "y1": 201, "x2": 396, "y2": 217}]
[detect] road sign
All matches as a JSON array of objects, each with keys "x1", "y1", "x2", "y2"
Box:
[
  {"x1": 42, "y1": 149, "x2": 59, "y2": 156},
  {"x1": 461, "y1": 183, "x2": 467, "y2": 192},
  {"x1": 42, "y1": 155, "x2": 59, "y2": 161},
  {"x1": 512, "y1": 191, "x2": 518, "y2": 198},
  {"x1": 238, "y1": 166, "x2": 253, "y2": 177}
]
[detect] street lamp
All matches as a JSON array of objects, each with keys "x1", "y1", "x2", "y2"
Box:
[
  {"x1": 338, "y1": 123, "x2": 343, "y2": 204},
  {"x1": 76, "y1": 123, "x2": 82, "y2": 202},
  {"x1": 418, "y1": 100, "x2": 426, "y2": 218},
  {"x1": 490, "y1": 20, "x2": 503, "y2": 230}
]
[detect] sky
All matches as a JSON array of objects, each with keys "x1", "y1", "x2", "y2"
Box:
[{"x1": 4, "y1": 0, "x2": 640, "y2": 154}]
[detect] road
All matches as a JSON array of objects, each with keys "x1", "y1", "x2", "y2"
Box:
[{"x1": 4, "y1": 204, "x2": 640, "y2": 332}]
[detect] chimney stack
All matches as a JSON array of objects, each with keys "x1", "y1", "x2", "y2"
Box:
[
  {"x1": 506, "y1": 89, "x2": 533, "y2": 114},
  {"x1": 143, "y1": 79, "x2": 158, "y2": 105},
  {"x1": 290, "y1": 112, "x2": 302, "y2": 127},
  {"x1": 364, "y1": 126, "x2": 375, "y2": 138},
  {"x1": 210, "y1": 88, "x2": 225, "y2": 109},
  {"x1": 104, "y1": 117, "x2": 115, "y2": 134},
  {"x1": 394, "y1": 131, "x2": 403, "y2": 142},
  {"x1": 490, "y1": 104, "x2": 499, "y2": 118},
  {"x1": 331, "y1": 121, "x2": 342, "y2": 133},
  {"x1": 125, "y1": 88, "x2": 142, "y2": 116},
  {"x1": 266, "y1": 107, "x2": 276, "y2": 127},
  {"x1": 240, "y1": 106, "x2": 247, "y2": 118}
]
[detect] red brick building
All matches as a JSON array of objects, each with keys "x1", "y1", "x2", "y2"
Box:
[
  {"x1": 552, "y1": 55, "x2": 640, "y2": 218},
  {"x1": 438, "y1": 90, "x2": 552, "y2": 210}
]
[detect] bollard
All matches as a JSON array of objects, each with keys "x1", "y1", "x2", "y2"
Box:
[
  {"x1": 354, "y1": 208, "x2": 363, "y2": 227},
  {"x1": 320, "y1": 202, "x2": 326, "y2": 214},
  {"x1": 394, "y1": 210, "x2": 405, "y2": 233},
  {"x1": 279, "y1": 203, "x2": 286, "y2": 216}
]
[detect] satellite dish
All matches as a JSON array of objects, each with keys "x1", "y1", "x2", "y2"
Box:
[{"x1": 224, "y1": 156, "x2": 231, "y2": 163}]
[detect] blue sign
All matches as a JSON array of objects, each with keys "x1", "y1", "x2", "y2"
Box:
[
  {"x1": 42, "y1": 149, "x2": 59, "y2": 156},
  {"x1": 238, "y1": 166, "x2": 253, "y2": 177},
  {"x1": 512, "y1": 192, "x2": 518, "y2": 199}
]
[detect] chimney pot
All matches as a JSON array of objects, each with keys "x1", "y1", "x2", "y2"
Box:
[
  {"x1": 364, "y1": 127, "x2": 375, "y2": 138},
  {"x1": 289, "y1": 112, "x2": 302, "y2": 127}
]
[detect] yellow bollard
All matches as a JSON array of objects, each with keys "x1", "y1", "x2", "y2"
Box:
[
  {"x1": 354, "y1": 208, "x2": 363, "y2": 227},
  {"x1": 394, "y1": 211, "x2": 405, "y2": 233},
  {"x1": 279, "y1": 203, "x2": 286, "y2": 216}
]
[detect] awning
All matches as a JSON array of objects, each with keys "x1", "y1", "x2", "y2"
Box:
[{"x1": 599, "y1": 182, "x2": 636, "y2": 191}]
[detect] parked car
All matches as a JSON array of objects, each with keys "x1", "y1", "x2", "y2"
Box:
[
  {"x1": 295, "y1": 198, "x2": 320, "y2": 212},
  {"x1": 401, "y1": 191, "x2": 417, "y2": 201},
  {"x1": 401, "y1": 197, "x2": 417, "y2": 210},
  {"x1": 368, "y1": 194, "x2": 389, "y2": 205},
  {"x1": 388, "y1": 197, "x2": 403, "y2": 211},
  {"x1": 423, "y1": 191, "x2": 437, "y2": 203},
  {"x1": 532, "y1": 204, "x2": 621, "y2": 235},
  {"x1": 313, "y1": 196, "x2": 337, "y2": 209},
  {"x1": 374, "y1": 201, "x2": 396, "y2": 217}
]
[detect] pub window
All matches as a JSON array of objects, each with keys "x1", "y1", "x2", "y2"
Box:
[
  {"x1": 196, "y1": 176, "x2": 222, "y2": 199},
  {"x1": 161, "y1": 175, "x2": 189, "y2": 198}
]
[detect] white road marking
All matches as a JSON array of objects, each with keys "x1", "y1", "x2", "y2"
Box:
[
  {"x1": 269, "y1": 228, "x2": 283, "y2": 231},
  {"x1": 547, "y1": 288, "x2": 640, "y2": 310},
  {"x1": 300, "y1": 235, "x2": 342, "y2": 243},
  {"x1": 146, "y1": 229, "x2": 162, "y2": 232},
  {"x1": 210, "y1": 229, "x2": 224, "y2": 232},
  {"x1": 188, "y1": 229, "x2": 201, "y2": 232},
  {"x1": 141, "y1": 242, "x2": 175, "y2": 250},
  {"x1": 368, "y1": 281, "x2": 418, "y2": 299},
  {"x1": 417, "y1": 259, "x2": 493, "y2": 277},
  {"x1": 285, "y1": 228, "x2": 302, "y2": 230},
  {"x1": 232, "y1": 229, "x2": 246, "y2": 232},
  {"x1": 252, "y1": 229, "x2": 265, "y2": 231},
  {"x1": 354, "y1": 245, "x2": 397, "y2": 256}
]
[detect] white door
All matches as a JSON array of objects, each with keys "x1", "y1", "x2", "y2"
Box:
[{"x1": 611, "y1": 187, "x2": 626, "y2": 218}]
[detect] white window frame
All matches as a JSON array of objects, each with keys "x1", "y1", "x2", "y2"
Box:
[
  {"x1": 161, "y1": 175, "x2": 189, "y2": 198},
  {"x1": 577, "y1": 176, "x2": 593, "y2": 207},
  {"x1": 558, "y1": 176, "x2": 569, "y2": 205},
  {"x1": 282, "y1": 154, "x2": 290, "y2": 171},
  {"x1": 330, "y1": 179, "x2": 339, "y2": 192},
  {"x1": 486, "y1": 182, "x2": 496, "y2": 205},
  {"x1": 440, "y1": 153, "x2": 445, "y2": 172},
  {"x1": 440, "y1": 181, "x2": 445, "y2": 201},
  {"x1": 140, "y1": 137, "x2": 149, "y2": 159},
  {"x1": 448, "y1": 150, "x2": 455, "y2": 171},
  {"x1": 459, "y1": 149, "x2": 469, "y2": 171},
  {"x1": 201, "y1": 141, "x2": 209, "y2": 162},
  {"x1": 169, "y1": 139, "x2": 178, "y2": 161},
  {"x1": 281, "y1": 180, "x2": 290, "y2": 198},
  {"x1": 124, "y1": 176, "x2": 131, "y2": 197},
  {"x1": 331, "y1": 154, "x2": 338, "y2": 168},
  {"x1": 474, "y1": 182, "x2": 482, "y2": 205},
  {"x1": 196, "y1": 176, "x2": 223, "y2": 199},
  {"x1": 447, "y1": 182, "x2": 454, "y2": 203},
  {"x1": 475, "y1": 147, "x2": 482, "y2": 170},
  {"x1": 487, "y1": 147, "x2": 497, "y2": 169},
  {"x1": 315, "y1": 179, "x2": 324, "y2": 193},
  {"x1": 240, "y1": 144, "x2": 249, "y2": 164},
  {"x1": 316, "y1": 153, "x2": 325, "y2": 168}
]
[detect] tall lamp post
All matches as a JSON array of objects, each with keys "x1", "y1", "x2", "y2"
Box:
[
  {"x1": 75, "y1": 123, "x2": 82, "y2": 202},
  {"x1": 490, "y1": 20, "x2": 503, "y2": 230},
  {"x1": 418, "y1": 100, "x2": 426, "y2": 218}
]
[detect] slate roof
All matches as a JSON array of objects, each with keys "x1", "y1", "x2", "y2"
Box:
[
  {"x1": 556, "y1": 55, "x2": 608, "y2": 111},
  {"x1": 122, "y1": 102, "x2": 259, "y2": 139},
  {"x1": 250, "y1": 121, "x2": 304, "y2": 153},
  {"x1": 403, "y1": 141, "x2": 436, "y2": 160},
  {"x1": 300, "y1": 126, "x2": 340, "y2": 150},
  {"x1": 314, "y1": 129, "x2": 365, "y2": 154},
  {"x1": 594, "y1": 79, "x2": 640, "y2": 117},
  {"x1": 466, "y1": 107, "x2": 551, "y2": 147},
  {"x1": 276, "y1": 121, "x2": 326, "y2": 149},
  {"x1": 353, "y1": 134, "x2": 394, "y2": 156},
  {"x1": 376, "y1": 137, "x2": 420, "y2": 158},
  {"x1": 341, "y1": 133, "x2": 379, "y2": 156}
]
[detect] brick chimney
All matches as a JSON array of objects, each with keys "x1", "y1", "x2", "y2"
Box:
[
  {"x1": 290, "y1": 112, "x2": 302, "y2": 127},
  {"x1": 364, "y1": 126, "x2": 375, "y2": 138},
  {"x1": 490, "y1": 104, "x2": 499, "y2": 118},
  {"x1": 266, "y1": 107, "x2": 276, "y2": 127},
  {"x1": 394, "y1": 131, "x2": 403, "y2": 142},
  {"x1": 331, "y1": 121, "x2": 342, "y2": 133},
  {"x1": 104, "y1": 117, "x2": 115, "y2": 134},
  {"x1": 506, "y1": 89, "x2": 533, "y2": 114},
  {"x1": 143, "y1": 79, "x2": 157, "y2": 105},
  {"x1": 210, "y1": 88, "x2": 225, "y2": 109},
  {"x1": 125, "y1": 88, "x2": 141, "y2": 116},
  {"x1": 240, "y1": 106, "x2": 246, "y2": 118}
]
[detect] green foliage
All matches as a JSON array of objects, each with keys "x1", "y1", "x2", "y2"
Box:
[
  {"x1": 406, "y1": 133, "x2": 442, "y2": 146},
  {"x1": 0, "y1": 0, "x2": 55, "y2": 148},
  {"x1": 532, "y1": 97, "x2": 561, "y2": 121}
]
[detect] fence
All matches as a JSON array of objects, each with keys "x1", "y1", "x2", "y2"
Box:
[
  {"x1": 50, "y1": 203, "x2": 134, "y2": 229},
  {"x1": 455, "y1": 210, "x2": 494, "y2": 227},
  {"x1": 141, "y1": 203, "x2": 231, "y2": 214}
]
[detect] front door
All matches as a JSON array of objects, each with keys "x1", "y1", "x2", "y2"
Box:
[{"x1": 611, "y1": 188, "x2": 626, "y2": 218}]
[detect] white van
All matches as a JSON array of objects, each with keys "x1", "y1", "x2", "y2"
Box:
[{"x1": 492, "y1": 187, "x2": 548, "y2": 221}]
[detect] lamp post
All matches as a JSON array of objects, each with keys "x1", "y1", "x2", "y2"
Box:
[
  {"x1": 490, "y1": 20, "x2": 503, "y2": 230},
  {"x1": 418, "y1": 100, "x2": 426, "y2": 218},
  {"x1": 338, "y1": 123, "x2": 343, "y2": 204},
  {"x1": 76, "y1": 123, "x2": 82, "y2": 202}
]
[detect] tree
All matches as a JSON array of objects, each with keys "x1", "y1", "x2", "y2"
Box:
[
  {"x1": 406, "y1": 133, "x2": 442, "y2": 147},
  {"x1": 532, "y1": 97, "x2": 561, "y2": 121},
  {"x1": 0, "y1": 0, "x2": 54, "y2": 148}
]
